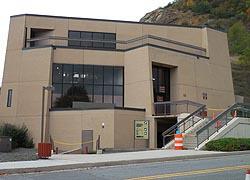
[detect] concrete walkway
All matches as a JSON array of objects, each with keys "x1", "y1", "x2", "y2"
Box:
[{"x1": 0, "y1": 149, "x2": 249, "y2": 175}]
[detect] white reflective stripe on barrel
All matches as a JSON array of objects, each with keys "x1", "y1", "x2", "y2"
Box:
[
  {"x1": 175, "y1": 138, "x2": 183, "y2": 141},
  {"x1": 175, "y1": 143, "x2": 183, "y2": 146}
]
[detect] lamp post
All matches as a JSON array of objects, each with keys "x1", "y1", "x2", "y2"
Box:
[{"x1": 41, "y1": 85, "x2": 54, "y2": 143}]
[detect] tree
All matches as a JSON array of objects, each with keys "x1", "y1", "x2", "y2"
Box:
[
  {"x1": 239, "y1": 46, "x2": 250, "y2": 65},
  {"x1": 54, "y1": 85, "x2": 90, "y2": 108},
  {"x1": 192, "y1": 0, "x2": 212, "y2": 15},
  {"x1": 228, "y1": 21, "x2": 247, "y2": 55}
]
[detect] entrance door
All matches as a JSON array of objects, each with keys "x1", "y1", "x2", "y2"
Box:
[
  {"x1": 152, "y1": 65, "x2": 170, "y2": 103},
  {"x1": 157, "y1": 117, "x2": 177, "y2": 148},
  {"x1": 152, "y1": 65, "x2": 171, "y2": 115},
  {"x1": 82, "y1": 130, "x2": 93, "y2": 153}
]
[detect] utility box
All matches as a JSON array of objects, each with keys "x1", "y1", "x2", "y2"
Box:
[{"x1": 0, "y1": 136, "x2": 12, "y2": 152}]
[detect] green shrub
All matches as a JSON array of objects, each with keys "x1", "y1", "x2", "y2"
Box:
[
  {"x1": 205, "y1": 138, "x2": 250, "y2": 151},
  {"x1": 0, "y1": 123, "x2": 34, "y2": 149}
]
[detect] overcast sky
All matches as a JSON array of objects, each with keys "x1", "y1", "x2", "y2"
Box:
[{"x1": 0, "y1": 0, "x2": 173, "y2": 85}]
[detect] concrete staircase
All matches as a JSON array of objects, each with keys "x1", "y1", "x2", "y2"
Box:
[
  {"x1": 164, "y1": 118, "x2": 211, "y2": 150},
  {"x1": 183, "y1": 118, "x2": 210, "y2": 149}
]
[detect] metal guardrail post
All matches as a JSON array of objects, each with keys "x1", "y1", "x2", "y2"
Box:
[
  {"x1": 197, "y1": 134, "x2": 199, "y2": 148},
  {"x1": 207, "y1": 127, "x2": 209, "y2": 141}
]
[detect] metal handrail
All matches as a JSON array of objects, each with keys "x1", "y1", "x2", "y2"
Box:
[
  {"x1": 154, "y1": 100, "x2": 204, "y2": 106},
  {"x1": 156, "y1": 100, "x2": 206, "y2": 146},
  {"x1": 196, "y1": 103, "x2": 250, "y2": 148},
  {"x1": 162, "y1": 104, "x2": 206, "y2": 137},
  {"x1": 25, "y1": 34, "x2": 206, "y2": 55},
  {"x1": 154, "y1": 100, "x2": 204, "y2": 116}
]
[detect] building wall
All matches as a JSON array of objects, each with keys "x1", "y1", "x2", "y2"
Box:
[
  {"x1": 49, "y1": 109, "x2": 115, "y2": 151},
  {"x1": 114, "y1": 109, "x2": 147, "y2": 148},
  {"x1": 149, "y1": 28, "x2": 234, "y2": 110},
  {"x1": 49, "y1": 109, "x2": 146, "y2": 151}
]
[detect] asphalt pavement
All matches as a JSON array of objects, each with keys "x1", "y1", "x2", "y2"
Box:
[{"x1": 0, "y1": 149, "x2": 250, "y2": 175}]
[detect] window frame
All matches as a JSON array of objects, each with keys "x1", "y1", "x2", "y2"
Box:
[
  {"x1": 68, "y1": 30, "x2": 116, "y2": 50},
  {"x1": 52, "y1": 63, "x2": 124, "y2": 108}
]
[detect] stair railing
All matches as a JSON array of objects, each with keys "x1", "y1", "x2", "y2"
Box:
[
  {"x1": 161, "y1": 103, "x2": 206, "y2": 146},
  {"x1": 196, "y1": 103, "x2": 250, "y2": 148}
]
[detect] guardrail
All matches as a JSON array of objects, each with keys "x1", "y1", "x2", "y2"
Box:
[
  {"x1": 154, "y1": 100, "x2": 204, "y2": 116},
  {"x1": 25, "y1": 34, "x2": 207, "y2": 57},
  {"x1": 155, "y1": 100, "x2": 206, "y2": 146},
  {"x1": 196, "y1": 103, "x2": 250, "y2": 148}
]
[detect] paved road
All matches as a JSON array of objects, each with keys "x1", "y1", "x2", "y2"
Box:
[{"x1": 0, "y1": 154, "x2": 249, "y2": 180}]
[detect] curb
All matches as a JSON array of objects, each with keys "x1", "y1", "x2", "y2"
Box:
[{"x1": 1, "y1": 151, "x2": 250, "y2": 176}]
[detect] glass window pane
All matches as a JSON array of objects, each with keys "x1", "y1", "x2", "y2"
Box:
[
  {"x1": 93, "y1": 32, "x2": 104, "y2": 48},
  {"x1": 81, "y1": 32, "x2": 93, "y2": 48},
  {"x1": 52, "y1": 84, "x2": 62, "y2": 108},
  {"x1": 63, "y1": 84, "x2": 73, "y2": 96},
  {"x1": 52, "y1": 64, "x2": 63, "y2": 83},
  {"x1": 152, "y1": 67, "x2": 158, "y2": 93},
  {"x1": 94, "y1": 66, "x2": 103, "y2": 84},
  {"x1": 7, "y1": 89, "x2": 13, "y2": 107},
  {"x1": 158, "y1": 68, "x2": 166, "y2": 86},
  {"x1": 104, "y1": 33, "x2": 116, "y2": 41},
  {"x1": 84, "y1": 85, "x2": 93, "y2": 102},
  {"x1": 104, "y1": 86, "x2": 113, "y2": 103},
  {"x1": 63, "y1": 65, "x2": 73, "y2": 83},
  {"x1": 94, "y1": 85, "x2": 103, "y2": 103},
  {"x1": 114, "y1": 86, "x2": 123, "y2": 107},
  {"x1": 114, "y1": 67, "x2": 123, "y2": 85},
  {"x1": 55, "y1": 84, "x2": 72, "y2": 108},
  {"x1": 104, "y1": 66, "x2": 113, "y2": 85},
  {"x1": 84, "y1": 65, "x2": 94, "y2": 84},
  {"x1": 68, "y1": 31, "x2": 80, "y2": 46},
  {"x1": 104, "y1": 33, "x2": 116, "y2": 49},
  {"x1": 73, "y1": 65, "x2": 83, "y2": 84},
  {"x1": 72, "y1": 85, "x2": 90, "y2": 102}
]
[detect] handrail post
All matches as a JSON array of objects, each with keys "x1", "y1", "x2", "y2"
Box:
[
  {"x1": 226, "y1": 113, "x2": 228, "y2": 125},
  {"x1": 196, "y1": 133, "x2": 199, "y2": 148},
  {"x1": 207, "y1": 126, "x2": 209, "y2": 141},
  {"x1": 164, "y1": 103, "x2": 166, "y2": 115}
]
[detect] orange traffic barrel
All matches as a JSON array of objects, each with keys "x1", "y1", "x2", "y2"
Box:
[
  {"x1": 234, "y1": 110, "x2": 237, "y2": 118},
  {"x1": 174, "y1": 133, "x2": 183, "y2": 150}
]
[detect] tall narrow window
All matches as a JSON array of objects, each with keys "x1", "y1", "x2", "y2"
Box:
[{"x1": 7, "y1": 89, "x2": 13, "y2": 107}]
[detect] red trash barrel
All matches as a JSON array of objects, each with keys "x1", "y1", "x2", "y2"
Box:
[
  {"x1": 38, "y1": 143, "x2": 52, "y2": 159},
  {"x1": 246, "y1": 169, "x2": 250, "y2": 180}
]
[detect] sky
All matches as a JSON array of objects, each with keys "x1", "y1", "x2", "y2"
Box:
[{"x1": 0, "y1": 0, "x2": 173, "y2": 85}]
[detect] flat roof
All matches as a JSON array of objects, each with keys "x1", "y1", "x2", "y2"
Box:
[{"x1": 11, "y1": 14, "x2": 225, "y2": 33}]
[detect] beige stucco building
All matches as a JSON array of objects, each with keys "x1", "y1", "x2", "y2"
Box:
[{"x1": 0, "y1": 14, "x2": 235, "y2": 151}]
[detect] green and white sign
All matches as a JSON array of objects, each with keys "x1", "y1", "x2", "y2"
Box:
[{"x1": 135, "y1": 120, "x2": 149, "y2": 139}]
